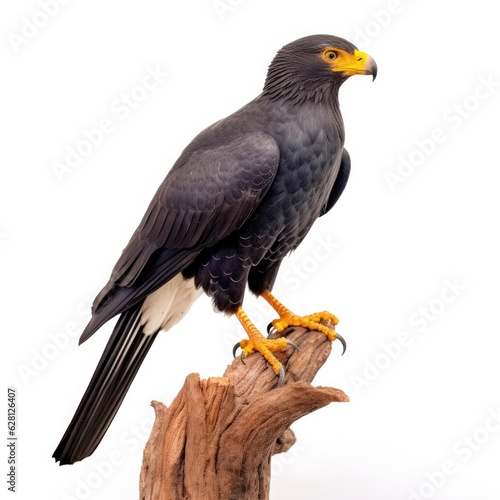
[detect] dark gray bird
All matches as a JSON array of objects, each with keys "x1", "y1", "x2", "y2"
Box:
[{"x1": 53, "y1": 34, "x2": 376, "y2": 465}]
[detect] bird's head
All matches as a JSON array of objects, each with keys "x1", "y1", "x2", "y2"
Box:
[{"x1": 263, "y1": 34, "x2": 377, "y2": 104}]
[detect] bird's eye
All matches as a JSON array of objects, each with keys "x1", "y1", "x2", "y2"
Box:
[{"x1": 324, "y1": 50, "x2": 338, "y2": 61}]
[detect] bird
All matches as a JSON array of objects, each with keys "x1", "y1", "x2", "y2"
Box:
[{"x1": 53, "y1": 34, "x2": 376, "y2": 465}]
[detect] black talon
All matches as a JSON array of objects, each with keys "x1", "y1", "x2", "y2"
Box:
[
  {"x1": 277, "y1": 365, "x2": 285, "y2": 387},
  {"x1": 287, "y1": 339, "x2": 298, "y2": 351},
  {"x1": 335, "y1": 332, "x2": 347, "y2": 355},
  {"x1": 240, "y1": 351, "x2": 246, "y2": 365},
  {"x1": 266, "y1": 322, "x2": 275, "y2": 335},
  {"x1": 232, "y1": 341, "x2": 247, "y2": 365},
  {"x1": 232, "y1": 342, "x2": 241, "y2": 358}
]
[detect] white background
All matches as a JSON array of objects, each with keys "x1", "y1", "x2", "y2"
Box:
[{"x1": 2, "y1": 1, "x2": 500, "y2": 499}]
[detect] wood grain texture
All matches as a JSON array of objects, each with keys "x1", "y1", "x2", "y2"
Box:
[{"x1": 140, "y1": 327, "x2": 348, "y2": 500}]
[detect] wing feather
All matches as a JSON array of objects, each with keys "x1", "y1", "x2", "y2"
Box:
[
  {"x1": 320, "y1": 148, "x2": 351, "y2": 216},
  {"x1": 81, "y1": 132, "x2": 280, "y2": 342}
]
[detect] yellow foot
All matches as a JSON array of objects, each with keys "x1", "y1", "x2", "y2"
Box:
[
  {"x1": 261, "y1": 290, "x2": 346, "y2": 353},
  {"x1": 234, "y1": 307, "x2": 289, "y2": 379}
]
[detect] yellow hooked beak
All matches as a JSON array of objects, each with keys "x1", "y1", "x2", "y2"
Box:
[{"x1": 323, "y1": 48, "x2": 377, "y2": 80}]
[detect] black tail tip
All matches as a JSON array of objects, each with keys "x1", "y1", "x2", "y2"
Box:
[
  {"x1": 52, "y1": 446, "x2": 82, "y2": 466},
  {"x1": 52, "y1": 452, "x2": 68, "y2": 466}
]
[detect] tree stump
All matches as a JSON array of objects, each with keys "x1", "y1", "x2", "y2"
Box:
[{"x1": 140, "y1": 326, "x2": 349, "y2": 500}]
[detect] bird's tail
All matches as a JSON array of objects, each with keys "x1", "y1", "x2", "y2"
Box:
[{"x1": 53, "y1": 302, "x2": 158, "y2": 465}]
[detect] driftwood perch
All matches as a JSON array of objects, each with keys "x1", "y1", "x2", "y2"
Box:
[{"x1": 140, "y1": 326, "x2": 349, "y2": 500}]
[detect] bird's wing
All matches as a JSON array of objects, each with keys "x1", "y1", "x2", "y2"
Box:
[
  {"x1": 80, "y1": 131, "x2": 280, "y2": 342},
  {"x1": 320, "y1": 148, "x2": 351, "y2": 216}
]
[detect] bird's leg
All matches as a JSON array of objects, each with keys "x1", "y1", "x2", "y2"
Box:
[
  {"x1": 234, "y1": 306, "x2": 289, "y2": 377},
  {"x1": 261, "y1": 289, "x2": 346, "y2": 352}
]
